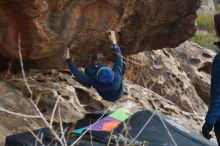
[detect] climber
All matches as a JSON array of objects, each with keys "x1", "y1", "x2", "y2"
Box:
[
  {"x1": 64, "y1": 30, "x2": 126, "y2": 101},
  {"x1": 202, "y1": 13, "x2": 220, "y2": 145}
]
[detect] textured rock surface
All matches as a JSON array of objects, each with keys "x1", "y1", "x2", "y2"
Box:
[
  {"x1": 198, "y1": 0, "x2": 216, "y2": 13},
  {"x1": 0, "y1": 81, "x2": 42, "y2": 146},
  {"x1": 0, "y1": 69, "x2": 207, "y2": 145},
  {"x1": 0, "y1": 0, "x2": 200, "y2": 68},
  {"x1": 124, "y1": 42, "x2": 212, "y2": 115},
  {"x1": 170, "y1": 41, "x2": 215, "y2": 105}
]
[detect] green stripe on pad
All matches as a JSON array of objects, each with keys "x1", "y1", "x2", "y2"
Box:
[{"x1": 109, "y1": 108, "x2": 133, "y2": 121}]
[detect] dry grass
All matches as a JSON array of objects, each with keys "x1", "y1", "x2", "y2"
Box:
[{"x1": 191, "y1": 13, "x2": 219, "y2": 51}]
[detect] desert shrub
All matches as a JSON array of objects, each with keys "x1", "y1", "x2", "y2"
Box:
[
  {"x1": 196, "y1": 14, "x2": 215, "y2": 33},
  {"x1": 190, "y1": 30, "x2": 219, "y2": 51},
  {"x1": 190, "y1": 13, "x2": 219, "y2": 51}
]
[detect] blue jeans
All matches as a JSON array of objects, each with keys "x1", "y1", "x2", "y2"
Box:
[{"x1": 214, "y1": 117, "x2": 220, "y2": 145}]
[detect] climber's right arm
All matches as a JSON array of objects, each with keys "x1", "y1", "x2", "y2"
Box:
[{"x1": 108, "y1": 30, "x2": 124, "y2": 76}]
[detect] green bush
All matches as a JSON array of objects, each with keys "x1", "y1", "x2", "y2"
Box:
[
  {"x1": 190, "y1": 13, "x2": 219, "y2": 51},
  {"x1": 196, "y1": 14, "x2": 215, "y2": 33},
  {"x1": 190, "y1": 31, "x2": 219, "y2": 51}
]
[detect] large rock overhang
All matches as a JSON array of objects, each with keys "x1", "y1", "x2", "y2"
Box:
[{"x1": 0, "y1": 0, "x2": 200, "y2": 68}]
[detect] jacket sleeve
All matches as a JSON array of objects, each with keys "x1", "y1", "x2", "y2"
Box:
[
  {"x1": 112, "y1": 44, "x2": 124, "y2": 76},
  {"x1": 66, "y1": 59, "x2": 92, "y2": 86}
]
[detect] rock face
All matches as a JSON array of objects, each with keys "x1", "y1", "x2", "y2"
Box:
[
  {"x1": 198, "y1": 0, "x2": 216, "y2": 13},
  {"x1": 170, "y1": 42, "x2": 215, "y2": 104},
  {"x1": 0, "y1": 81, "x2": 42, "y2": 145},
  {"x1": 124, "y1": 41, "x2": 214, "y2": 115},
  {"x1": 0, "y1": 0, "x2": 200, "y2": 68}
]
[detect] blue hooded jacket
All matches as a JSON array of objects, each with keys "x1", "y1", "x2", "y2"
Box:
[
  {"x1": 205, "y1": 43, "x2": 220, "y2": 125},
  {"x1": 66, "y1": 44, "x2": 126, "y2": 101}
]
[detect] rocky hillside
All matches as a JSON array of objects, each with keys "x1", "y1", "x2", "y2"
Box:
[
  {"x1": 125, "y1": 41, "x2": 215, "y2": 114},
  {"x1": 0, "y1": 41, "x2": 216, "y2": 145},
  {"x1": 198, "y1": 0, "x2": 216, "y2": 13}
]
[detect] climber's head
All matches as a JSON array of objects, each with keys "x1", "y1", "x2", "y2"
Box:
[{"x1": 96, "y1": 66, "x2": 114, "y2": 85}]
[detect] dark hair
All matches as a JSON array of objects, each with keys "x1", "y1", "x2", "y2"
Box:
[{"x1": 214, "y1": 13, "x2": 220, "y2": 39}]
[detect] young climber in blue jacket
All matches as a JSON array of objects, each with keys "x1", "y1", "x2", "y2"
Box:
[
  {"x1": 64, "y1": 30, "x2": 126, "y2": 101},
  {"x1": 202, "y1": 13, "x2": 220, "y2": 145}
]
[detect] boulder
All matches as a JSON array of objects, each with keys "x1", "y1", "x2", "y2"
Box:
[
  {"x1": 169, "y1": 41, "x2": 215, "y2": 105},
  {"x1": 124, "y1": 42, "x2": 208, "y2": 115},
  {"x1": 198, "y1": 0, "x2": 216, "y2": 13},
  {"x1": 0, "y1": 69, "x2": 206, "y2": 145},
  {"x1": 0, "y1": 81, "x2": 42, "y2": 145},
  {"x1": 0, "y1": 0, "x2": 200, "y2": 68}
]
